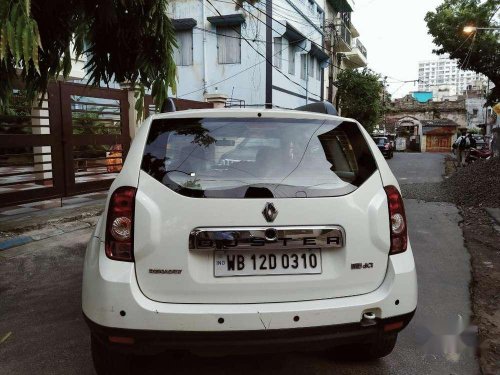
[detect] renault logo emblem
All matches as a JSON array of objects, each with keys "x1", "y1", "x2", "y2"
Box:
[{"x1": 262, "y1": 202, "x2": 278, "y2": 222}]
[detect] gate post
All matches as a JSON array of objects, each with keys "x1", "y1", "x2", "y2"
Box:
[
  {"x1": 120, "y1": 83, "x2": 139, "y2": 139},
  {"x1": 31, "y1": 95, "x2": 52, "y2": 185}
]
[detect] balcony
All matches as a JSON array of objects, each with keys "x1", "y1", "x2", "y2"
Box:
[
  {"x1": 350, "y1": 22, "x2": 360, "y2": 38},
  {"x1": 335, "y1": 19, "x2": 352, "y2": 52},
  {"x1": 355, "y1": 39, "x2": 367, "y2": 58},
  {"x1": 343, "y1": 38, "x2": 368, "y2": 68},
  {"x1": 327, "y1": 0, "x2": 353, "y2": 13}
]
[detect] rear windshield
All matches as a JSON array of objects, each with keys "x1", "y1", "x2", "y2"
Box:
[
  {"x1": 374, "y1": 137, "x2": 387, "y2": 145},
  {"x1": 141, "y1": 117, "x2": 377, "y2": 198}
]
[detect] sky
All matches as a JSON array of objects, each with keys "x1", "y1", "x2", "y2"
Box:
[{"x1": 352, "y1": 0, "x2": 445, "y2": 98}]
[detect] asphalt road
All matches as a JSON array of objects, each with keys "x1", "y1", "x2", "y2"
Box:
[
  {"x1": 0, "y1": 152, "x2": 479, "y2": 374},
  {"x1": 388, "y1": 152, "x2": 446, "y2": 185}
]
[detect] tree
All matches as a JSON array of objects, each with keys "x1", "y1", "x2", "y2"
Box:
[
  {"x1": 336, "y1": 69, "x2": 384, "y2": 132},
  {"x1": 0, "y1": 0, "x2": 177, "y2": 115},
  {"x1": 425, "y1": 0, "x2": 500, "y2": 104}
]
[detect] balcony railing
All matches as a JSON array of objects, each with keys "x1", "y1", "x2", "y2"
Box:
[
  {"x1": 339, "y1": 19, "x2": 351, "y2": 47},
  {"x1": 355, "y1": 39, "x2": 367, "y2": 58}
]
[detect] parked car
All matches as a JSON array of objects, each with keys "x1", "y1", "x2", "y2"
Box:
[
  {"x1": 373, "y1": 136, "x2": 394, "y2": 159},
  {"x1": 82, "y1": 108, "x2": 417, "y2": 374}
]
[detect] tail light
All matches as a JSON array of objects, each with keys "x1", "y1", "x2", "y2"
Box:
[
  {"x1": 384, "y1": 185, "x2": 407, "y2": 254},
  {"x1": 105, "y1": 186, "x2": 136, "y2": 261},
  {"x1": 384, "y1": 143, "x2": 390, "y2": 150}
]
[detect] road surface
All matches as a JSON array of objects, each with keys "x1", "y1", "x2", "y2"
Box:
[{"x1": 0, "y1": 152, "x2": 479, "y2": 374}]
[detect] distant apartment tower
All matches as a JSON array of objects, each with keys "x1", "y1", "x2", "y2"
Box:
[{"x1": 417, "y1": 57, "x2": 487, "y2": 94}]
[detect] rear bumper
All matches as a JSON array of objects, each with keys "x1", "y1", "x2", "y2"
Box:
[
  {"x1": 82, "y1": 235, "x2": 418, "y2": 352},
  {"x1": 379, "y1": 148, "x2": 391, "y2": 157},
  {"x1": 85, "y1": 310, "x2": 415, "y2": 355}
]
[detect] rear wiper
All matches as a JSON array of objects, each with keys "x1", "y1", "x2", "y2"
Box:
[
  {"x1": 244, "y1": 186, "x2": 274, "y2": 198},
  {"x1": 166, "y1": 170, "x2": 196, "y2": 177}
]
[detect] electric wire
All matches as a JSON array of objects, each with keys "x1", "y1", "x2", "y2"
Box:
[
  {"x1": 177, "y1": 1, "x2": 414, "y2": 99},
  {"x1": 178, "y1": 24, "x2": 318, "y2": 98},
  {"x1": 230, "y1": 0, "x2": 413, "y2": 83},
  {"x1": 174, "y1": 1, "x2": 409, "y2": 83},
  {"x1": 459, "y1": 32, "x2": 476, "y2": 71},
  {"x1": 205, "y1": 0, "x2": 322, "y2": 100},
  {"x1": 449, "y1": 32, "x2": 474, "y2": 58}
]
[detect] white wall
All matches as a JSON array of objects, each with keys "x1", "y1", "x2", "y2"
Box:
[
  {"x1": 168, "y1": 0, "x2": 325, "y2": 108},
  {"x1": 168, "y1": 0, "x2": 266, "y2": 105},
  {"x1": 466, "y1": 97, "x2": 487, "y2": 129},
  {"x1": 271, "y1": 0, "x2": 325, "y2": 108}
]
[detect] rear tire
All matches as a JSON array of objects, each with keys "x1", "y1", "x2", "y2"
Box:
[{"x1": 91, "y1": 335, "x2": 132, "y2": 375}]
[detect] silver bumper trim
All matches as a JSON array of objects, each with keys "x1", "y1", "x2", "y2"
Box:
[{"x1": 189, "y1": 225, "x2": 345, "y2": 251}]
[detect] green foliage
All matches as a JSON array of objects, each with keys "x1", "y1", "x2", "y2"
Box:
[
  {"x1": 71, "y1": 100, "x2": 119, "y2": 156},
  {"x1": 336, "y1": 69, "x2": 384, "y2": 132},
  {"x1": 0, "y1": 0, "x2": 178, "y2": 115},
  {"x1": 425, "y1": 0, "x2": 500, "y2": 104}
]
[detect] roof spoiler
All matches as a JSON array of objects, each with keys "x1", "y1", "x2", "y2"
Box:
[
  {"x1": 295, "y1": 101, "x2": 338, "y2": 116},
  {"x1": 161, "y1": 98, "x2": 177, "y2": 113}
]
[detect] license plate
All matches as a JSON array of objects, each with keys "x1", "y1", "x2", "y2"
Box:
[{"x1": 214, "y1": 249, "x2": 322, "y2": 277}]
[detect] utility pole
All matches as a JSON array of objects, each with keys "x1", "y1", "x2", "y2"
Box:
[
  {"x1": 382, "y1": 76, "x2": 387, "y2": 134},
  {"x1": 265, "y1": 0, "x2": 273, "y2": 109},
  {"x1": 335, "y1": 53, "x2": 344, "y2": 112}
]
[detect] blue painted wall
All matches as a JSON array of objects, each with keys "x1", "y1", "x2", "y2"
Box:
[{"x1": 412, "y1": 91, "x2": 433, "y2": 103}]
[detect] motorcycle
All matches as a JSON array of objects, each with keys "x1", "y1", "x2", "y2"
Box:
[{"x1": 466, "y1": 147, "x2": 492, "y2": 164}]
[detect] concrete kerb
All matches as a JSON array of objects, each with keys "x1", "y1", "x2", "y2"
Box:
[
  {"x1": 0, "y1": 206, "x2": 103, "y2": 252},
  {"x1": 0, "y1": 220, "x2": 95, "y2": 253}
]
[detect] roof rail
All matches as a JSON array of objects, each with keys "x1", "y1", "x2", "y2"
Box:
[{"x1": 295, "y1": 101, "x2": 338, "y2": 116}]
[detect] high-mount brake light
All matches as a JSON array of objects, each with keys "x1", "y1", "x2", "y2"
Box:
[
  {"x1": 105, "y1": 186, "x2": 136, "y2": 261},
  {"x1": 384, "y1": 185, "x2": 408, "y2": 254}
]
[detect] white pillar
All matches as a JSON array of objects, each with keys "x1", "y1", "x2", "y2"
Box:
[
  {"x1": 204, "y1": 93, "x2": 228, "y2": 109},
  {"x1": 31, "y1": 98, "x2": 52, "y2": 185},
  {"x1": 120, "y1": 83, "x2": 139, "y2": 139}
]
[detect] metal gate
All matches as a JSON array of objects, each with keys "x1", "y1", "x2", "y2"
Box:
[
  {"x1": 59, "y1": 83, "x2": 130, "y2": 196},
  {"x1": 0, "y1": 82, "x2": 130, "y2": 208},
  {"x1": 426, "y1": 135, "x2": 451, "y2": 153}
]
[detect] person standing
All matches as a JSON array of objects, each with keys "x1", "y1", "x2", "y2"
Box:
[
  {"x1": 467, "y1": 133, "x2": 476, "y2": 149},
  {"x1": 453, "y1": 131, "x2": 470, "y2": 167}
]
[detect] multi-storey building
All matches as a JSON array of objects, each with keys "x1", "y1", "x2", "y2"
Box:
[
  {"x1": 417, "y1": 57, "x2": 487, "y2": 94},
  {"x1": 168, "y1": 0, "x2": 329, "y2": 109},
  {"x1": 322, "y1": 0, "x2": 367, "y2": 105}
]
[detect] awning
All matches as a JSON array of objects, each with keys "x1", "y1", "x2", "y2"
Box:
[
  {"x1": 207, "y1": 13, "x2": 245, "y2": 26},
  {"x1": 171, "y1": 18, "x2": 197, "y2": 31},
  {"x1": 284, "y1": 22, "x2": 307, "y2": 44},
  {"x1": 309, "y1": 43, "x2": 330, "y2": 63},
  {"x1": 328, "y1": 0, "x2": 353, "y2": 12}
]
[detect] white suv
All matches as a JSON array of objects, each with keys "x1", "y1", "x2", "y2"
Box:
[{"x1": 82, "y1": 108, "x2": 417, "y2": 374}]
